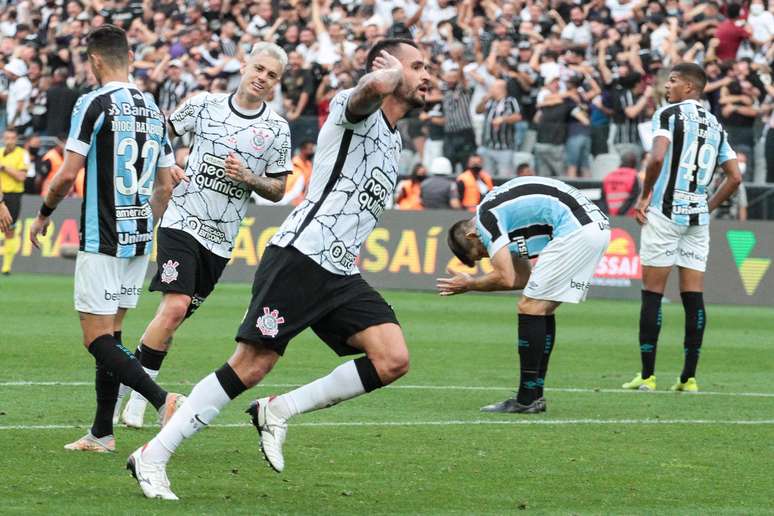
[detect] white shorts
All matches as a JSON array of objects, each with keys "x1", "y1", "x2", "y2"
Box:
[
  {"x1": 73, "y1": 251, "x2": 150, "y2": 315},
  {"x1": 640, "y1": 209, "x2": 709, "y2": 272},
  {"x1": 524, "y1": 223, "x2": 611, "y2": 304}
]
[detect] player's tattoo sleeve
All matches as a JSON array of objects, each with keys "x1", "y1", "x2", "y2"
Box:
[
  {"x1": 346, "y1": 68, "x2": 402, "y2": 119},
  {"x1": 243, "y1": 174, "x2": 287, "y2": 203}
]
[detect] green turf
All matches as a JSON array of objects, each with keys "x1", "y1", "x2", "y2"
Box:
[{"x1": 1, "y1": 273, "x2": 773, "y2": 515}]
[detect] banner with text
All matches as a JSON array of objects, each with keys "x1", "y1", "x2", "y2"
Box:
[{"x1": 2, "y1": 197, "x2": 772, "y2": 306}]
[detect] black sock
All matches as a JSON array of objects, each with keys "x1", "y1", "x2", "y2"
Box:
[
  {"x1": 680, "y1": 292, "x2": 706, "y2": 383},
  {"x1": 536, "y1": 314, "x2": 556, "y2": 398},
  {"x1": 639, "y1": 290, "x2": 663, "y2": 378},
  {"x1": 139, "y1": 342, "x2": 167, "y2": 371},
  {"x1": 90, "y1": 362, "x2": 119, "y2": 438},
  {"x1": 214, "y1": 363, "x2": 248, "y2": 400},
  {"x1": 354, "y1": 356, "x2": 384, "y2": 392},
  {"x1": 517, "y1": 314, "x2": 547, "y2": 405},
  {"x1": 88, "y1": 335, "x2": 168, "y2": 410}
]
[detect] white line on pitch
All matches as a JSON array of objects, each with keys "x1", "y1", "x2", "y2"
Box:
[
  {"x1": 2, "y1": 381, "x2": 774, "y2": 399},
  {"x1": 2, "y1": 419, "x2": 774, "y2": 431}
]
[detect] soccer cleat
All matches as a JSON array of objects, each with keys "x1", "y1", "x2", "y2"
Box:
[
  {"x1": 480, "y1": 397, "x2": 543, "y2": 414},
  {"x1": 113, "y1": 384, "x2": 130, "y2": 424},
  {"x1": 246, "y1": 397, "x2": 288, "y2": 473},
  {"x1": 122, "y1": 393, "x2": 149, "y2": 428},
  {"x1": 671, "y1": 377, "x2": 699, "y2": 393},
  {"x1": 622, "y1": 373, "x2": 656, "y2": 391},
  {"x1": 127, "y1": 446, "x2": 179, "y2": 500},
  {"x1": 535, "y1": 396, "x2": 547, "y2": 413},
  {"x1": 64, "y1": 432, "x2": 115, "y2": 453},
  {"x1": 158, "y1": 393, "x2": 186, "y2": 428}
]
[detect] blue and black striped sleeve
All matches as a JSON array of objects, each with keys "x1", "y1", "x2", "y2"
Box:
[{"x1": 66, "y1": 93, "x2": 104, "y2": 157}]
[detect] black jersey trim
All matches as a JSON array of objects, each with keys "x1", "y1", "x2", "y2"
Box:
[
  {"x1": 662, "y1": 110, "x2": 684, "y2": 219},
  {"x1": 266, "y1": 170, "x2": 292, "y2": 178},
  {"x1": 479, "y1": 184, "x2": 591, "y2": 243},
  {"x1": 288, "y1": 128, "x2": 354, "y2": 247},
  {"x1": 381, "y1": 110, "x2": 397, "y2": 133},
  {"x1": 228, "y1": 94, "x2": 266, "y2": 119}
]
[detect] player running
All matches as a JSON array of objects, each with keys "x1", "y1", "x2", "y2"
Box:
[
  {"x1": 127, "y1": 38, "x2": 431, "y2": 500},
  {"x1": 438, "y1": 176, "x2": 610, "y2": 413},
  {"x1": 622, "y1": 63, "x2": 741, "y2": 393},
  {"x1": 114, "y1": 42, "x2": 292, "y2": 428},
  {"x1": 29, "y1": 25, "x2": 187, "y2": 453}
]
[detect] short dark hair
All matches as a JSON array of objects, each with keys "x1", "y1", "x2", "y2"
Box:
[
  {"x1": 447, "y1": 220, "x2": 476, "y2": 268},
  {"x1": 516, "y1": 163, "x2": 531, "y2": 174},
  {"x1": 621, "y1": 152, "x2": 638, "y2": 169},
  {"x1": 727, "y1": 3, "x2": 741, "y2": 19},
  {"x1": 671, "y1": 62, "x2": 707, "y2": 92},
  {"x1": 365, "y1": 38, "x2": 419, "y2": 73},
  {"x1": 86, "y1": 24, "x2": 129, "y2": 68}
]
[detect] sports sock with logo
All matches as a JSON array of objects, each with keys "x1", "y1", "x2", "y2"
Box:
[
  {"x1": 142, "y1": 364, "x2": 245, "y2": 464},
  {"x1": 536, "y1": 314, "x2": 556, "y2": 399},
  {"x1": 516, "y1": 314, "x2": 547, "y2": 405},
  {"x1": 680, "y1": 292, "x2": 705, "y2": 383},
  {"x1": 270, "y1": 358, "x2": 382, "y2": 420},
  {"x1": 639, "y1": 290, "x2": 663, "y2": 378},
  {"x1": 126, "y1": 343, "x2": 168, "y2": 404},
  {"x1": 87, "y1": 334, "x2": 168, "y2": 410}
]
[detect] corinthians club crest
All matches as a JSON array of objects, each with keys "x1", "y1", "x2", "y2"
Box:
[
  {"x1": 160, "y1": 260, "x2": 180, "y2": 284},
  {"x1": 256, "y1": 306, "x2": 285, "y2": 338}
]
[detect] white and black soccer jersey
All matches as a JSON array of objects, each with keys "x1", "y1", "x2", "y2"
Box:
[
  {"x1": 649, "y1": 99, "x2": 736, "y2": 226},
  {"x1": 67, "y1": 81, "x2": 175, "y2": 257},
  {"x1": 271, "y1": 89, "x2": 402, "y2": 275},
  {"x1": 162, "y1": 92, "x2": 291, "y2": 258},
  {"x1": 476, "y1": 177, "x2": 608, "y2": 259}
]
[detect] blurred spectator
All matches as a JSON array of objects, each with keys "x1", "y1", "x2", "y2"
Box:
[
  {"x1": 747, "y1": 0, "x2": 774, "y2": 47},
  {"x1": 564, "y1": 75, "x2": 596, "y2": 178},
  {"x1": 396, "y1": 163, "x2": 426, "y2": 211},
  {"x1": 437, "y1": 67, "x2": 476, "y2": 173},
  {"x1": 560, "y1": 6, "x2": 592, "y2": 47},
  {"x1": 714, "y1": 4, "x2": 751, "y2": 62},
  {"x1": 287, "y1": 140, "x2": 315, "y2": 206},
  {"x1": 153, "y1": 58, "x2": 193, "y2": 117},
  {"x1": 282, "y1": 51, "x2": 317, "y2": 151},
  {"x1": 476, "y1": 79, "x2": 520, "y2": 178},
  {"x1": 516, "y1": 163, "x2": 535, "y2": 177},
  {"x1": 720, "y1": 78, "x2": 760, "y2": 178},
  {"x1": 421, "y1": 156, "x2": 460, "y2": 209},
  {"x1": 765, "y1": 95, "x2": 774, "y2": 184},
  {"x1": 45, "y1": 68, "x2": 79, "y2": 137},
  {"x1": 23, "y1": 134, "x2": 42, "y2": 193},
  {"x1": 2, "y1": 59, "x2": 32, "y2": 132},
  {"x1": 533, "y1": 73, "x2": 585, "y2": 177},
  {"x1": 456, "y1": 154, "x2": 493, "y2": 212},
  {"x1": 601, "y1": 152, "x2": 640, "y2": 217}
]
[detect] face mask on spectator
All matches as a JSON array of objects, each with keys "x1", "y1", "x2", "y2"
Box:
[
  {"x1": 470, "y1": 165, "x2": 483, "y2": 173},
  {"x1": 750, "y1": 4, "x2": 764, "y2": 15}
]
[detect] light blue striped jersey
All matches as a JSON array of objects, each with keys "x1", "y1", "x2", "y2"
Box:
[
  {"x1": 67, "y1": 81, "x2": 175, "y2": 257},
  {"x1": 476, "y1": 177, "x2": 608, "y2": 259},
  {"x1": 649, "y1": 99, "x2": 736, "y2": 226}
]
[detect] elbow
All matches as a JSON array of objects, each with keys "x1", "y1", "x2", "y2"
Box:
[{"x1": 267, "y1": 189, "x2": 285, "y2": 203}]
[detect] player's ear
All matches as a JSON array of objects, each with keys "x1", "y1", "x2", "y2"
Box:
[{"x1": 464, "y1": 230, "x2": 478, "y2": 241}]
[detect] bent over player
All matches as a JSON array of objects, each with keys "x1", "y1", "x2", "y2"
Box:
[
  {"x1": 127, "y1": 38, "x2": 431, "y2": 500},
  {"x1": 115, "y1": 42, "x2": 292, "y2": 428},
  {"x1": 29, "y1": 25, "x2": 186, "y2": 452},
  {"x1": 622, "y1": 63, "x2": 741, "y2": 392},
  {"x1": 439, "y1": 176, "x2": 610, "y2": 413}
]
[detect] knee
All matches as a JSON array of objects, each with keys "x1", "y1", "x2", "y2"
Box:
[
  {"x1": 159, "y1": 297, "x2": 190, "y2": 328},
  {"x1": 370, "y1": 345, "x2": 410, "y2": 384}
]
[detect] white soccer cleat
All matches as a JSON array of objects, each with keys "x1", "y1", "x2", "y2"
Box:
[
  {"x1": 246, "y1": 397, "x2": 288, "y2": 473},
  {"x1": 64, "y1": 432, "x2": 116, "y2": 453},
  {"x1": 158, "y1": 393, "x2": 187, "y2": 428},
  {"x1": 121, "y1": 392, "x2": 149, "y2": 428},
  {"x1": 113, "y1": 384, "x2": 130, "y2": 424},
  {"x1": 127, "y1": 446, "x2": 179, "y2": 500}
]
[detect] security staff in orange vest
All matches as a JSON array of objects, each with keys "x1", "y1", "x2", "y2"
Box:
[
  {"x1": 456, "y1": 154, "x2": 493, "y2": 211},
  {"x1": 601, "y1": 152, "x2": 640, "y2": 217},
  {"x1": 396, "y1": 163, "x2": 426, "y2": 210},
  {"x1": 287, "y1": 141, "x2": 315, "y2": 205}
]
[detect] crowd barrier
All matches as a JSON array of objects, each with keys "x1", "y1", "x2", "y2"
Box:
[{"x1": 3, "y1": 197, "x2": 772, "y2": 306}]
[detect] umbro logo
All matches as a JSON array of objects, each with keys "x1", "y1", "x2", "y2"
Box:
[{"x1": 133, "y1": 93, "x2": 144, "y2": 100}]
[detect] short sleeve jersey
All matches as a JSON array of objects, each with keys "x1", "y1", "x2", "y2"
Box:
[
  {"x1": 476, "y1": 176, "x2": 608, "y2": 259},
  {"x1": 162, "y1": 92, "x2": 291, "y2": 258},
  {"x1": 270, "y1": 89, "x2": 403, "y2": 275},
  {"x1": 67, "y1": 81, "x2": 175, "y2": 257}
]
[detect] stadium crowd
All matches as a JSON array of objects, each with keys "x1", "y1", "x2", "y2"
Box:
[{"x1": 0, "y1": 0, "x2": 772, "y2": 215}]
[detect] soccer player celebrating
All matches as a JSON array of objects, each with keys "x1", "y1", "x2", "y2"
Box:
[
  {"x1": 114, "y1": 43, "x2": 292, "y2": 428},
  {"x1": 439, "y1": 177, "x2": 610, "y2": 413},
  {"x1": 29, "y1": 25, "x2": 187, "y2": 453},
  {"x1": 127, "y1": 38, "x2": 430, "y2": 500},
  {"x1": 622, "y1": 63, "x2": 741, "y2": 392}
]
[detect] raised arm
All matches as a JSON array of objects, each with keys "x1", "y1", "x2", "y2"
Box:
[{"x1": 346, "y1": 50, "x2": 404, "y2": 119}]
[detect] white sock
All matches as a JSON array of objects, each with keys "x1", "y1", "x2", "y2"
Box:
[
  {"x1": 271, "y1": 361, "x2": 366, "y2": 420},
  {"x1": 128, "y1": 367, "x2": 159, "y2": 404},
  {"x1": 142, "y1": 373, "x2": 230, "y2": 464}
]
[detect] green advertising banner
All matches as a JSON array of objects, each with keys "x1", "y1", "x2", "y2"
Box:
[{"x1": 2, "y1": 196, "x2": 772, "y2": 306}]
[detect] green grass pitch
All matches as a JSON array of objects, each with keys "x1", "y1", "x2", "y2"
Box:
[{"x1": 1, "y1": 274, "x2": 773, "y2": 514}]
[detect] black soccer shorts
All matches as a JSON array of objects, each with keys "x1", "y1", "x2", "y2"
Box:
[
  {"x1": 236, "y1": 245, "x2": 399, "y2": 356},
  {"x1": 3, "y1": 192, "x2": 21, "y2": 227},
  {"x1": 149, "y1": 227, "x2": 229, "y2": 318}
]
